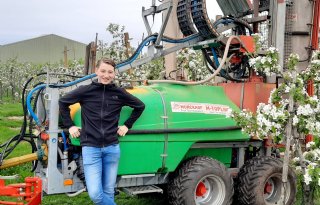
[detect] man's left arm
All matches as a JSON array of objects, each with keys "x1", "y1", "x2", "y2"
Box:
[{"x1": 120, "y1": 89, "x2": 145, "y2": 130}]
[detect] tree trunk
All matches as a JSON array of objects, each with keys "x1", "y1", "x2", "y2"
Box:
[{"x1": 302, "y1": 183, "x2": 314, "y2": 205}]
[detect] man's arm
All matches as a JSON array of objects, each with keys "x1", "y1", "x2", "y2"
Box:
[
  {"x1": 59, "y1": 87, "x2": 83, "y2": 130},
  {"x1": 121, "y1": 89, "x2": 145, "y2": 129}
]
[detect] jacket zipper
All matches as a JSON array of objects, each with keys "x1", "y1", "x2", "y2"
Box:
[{"x1": 100, "y1": 85, "x2": 105, "y2": 147}]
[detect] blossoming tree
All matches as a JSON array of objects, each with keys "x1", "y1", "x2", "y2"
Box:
[{"x1": 228, "y1": 48, "x2": 320, "y2": 204}]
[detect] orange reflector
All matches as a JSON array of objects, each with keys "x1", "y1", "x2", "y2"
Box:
[
  {"x1": 64, "y1": 179, "x2": 73, "y2": 186},
  {"x1": 40, "y1": 132, "x2": 49, "y2": 140}
]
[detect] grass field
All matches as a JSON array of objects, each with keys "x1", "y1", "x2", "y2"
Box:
[{"x1": 0, "y1": 102, "x2": 318, "y2": 205}]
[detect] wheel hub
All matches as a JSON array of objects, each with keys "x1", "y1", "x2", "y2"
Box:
[
  {"x1": 196, "y1": 182, "x2": 207, "y2": 197},
  {"x1": 264, "y1": 181, "x2": 273, "y2": 194},
  {"x1": 264, "y1": 178, "x2": 276, "y2": 200},
  {"x1": 194, "y1": 175, "x2": 226, "y2": 205}
]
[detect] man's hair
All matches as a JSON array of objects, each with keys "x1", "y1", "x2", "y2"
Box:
[{"x1": 96, "y1": 58, "x2": 116, "y2": 69}]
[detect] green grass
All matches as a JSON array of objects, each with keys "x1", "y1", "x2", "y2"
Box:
[{"x1": 0, "y1": 102, "x2": 23, "y2": 117}]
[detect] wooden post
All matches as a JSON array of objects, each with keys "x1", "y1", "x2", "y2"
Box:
[
  {"x1": 91, "y1": 33, "x2": 98, "y2": 73},
  {"x1": 124, "y1": 32, "x2": 135, "y2": 86},
  {"x1": 124, "y1": 32, "x2": 131, "y2": 58},
  {"x1": 63, "y1": 46, "x2": 68, "y2": 68},
  {"x1": 84, "y1": 34, "x2": 98, "y2": 74},
  {"x1": 253, "y1": 0, "x2": 260, "y2": 33}
]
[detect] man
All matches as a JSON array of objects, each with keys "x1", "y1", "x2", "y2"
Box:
[{"x1": 59, "y1": 58, "x2": 145, "y2": 205}]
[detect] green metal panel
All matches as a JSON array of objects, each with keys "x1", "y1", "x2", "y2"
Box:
[
  {"x1": 165, "y1": 142, "x2": 197, "y2": 171},
  {"x1": 119, "y1": 86, "x2": 165, "y2": 131},
  {"x1": 118, "y1": 142, "x2": 164, "y2": 175},
  {"x1": 183, "y1": 148, "x2": 233, "y2": 167},
  {"x1": 70, "y1": 84, "x2": 249, "y2": 174}
]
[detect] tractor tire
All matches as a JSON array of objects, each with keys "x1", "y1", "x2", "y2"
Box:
[
  {"x1": 236, "y1": 156, "x2": 297, "y2": 205},
  {"x1": 168, "y1": 156, "x2": 234, "y2": 205}
]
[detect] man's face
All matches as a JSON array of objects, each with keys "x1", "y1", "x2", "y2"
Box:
[{"x1": 95, "y1": 62, "x2": 115, "y2": 84}]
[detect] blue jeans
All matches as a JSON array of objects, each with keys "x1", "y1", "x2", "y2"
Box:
[{"x1": 82, "y1": 144, "x2": 120, "y2": 205}]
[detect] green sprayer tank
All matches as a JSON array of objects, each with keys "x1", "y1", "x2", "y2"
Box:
[{"x1": 71, "y1": 83, "x2": 249, "y2": 175}]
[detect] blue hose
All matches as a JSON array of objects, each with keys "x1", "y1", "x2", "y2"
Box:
[
  {"x1": 116, "y1": 35, "x2": 157, "y2": 68},
  {"x1": 56, "y1": 73, "x2": 96, "y2": 87},
  {"x1": 61, "y1": 131, "x2": 68, "y2": 151},
  {"x1": 116, "y1": 34, "x2": 200, "y2": 68},
  {"x1": 26, "y1": 84, "x2": 46, "y2": 125},
  {"x1": 211, "y1": 48, "x2": 220, "y2": 67},
  {"x1": 27, "y1": 73, "x2": 98, "y2": 125}
]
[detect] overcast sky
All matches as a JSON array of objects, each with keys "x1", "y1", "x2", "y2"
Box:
[{"x1": 0, "y1": 0, "x2": 222, "y2": 47}]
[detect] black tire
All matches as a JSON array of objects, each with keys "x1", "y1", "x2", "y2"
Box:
[
  {"x1": 168, "y1": 156, "x2": 234, "y2": 205},
  {"x1": 236, "y1": 156, "x2": 297, "y2": 205}
]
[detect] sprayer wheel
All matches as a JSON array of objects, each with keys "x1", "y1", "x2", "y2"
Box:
[
  {"x1": 235, "y1": 156, "x2": 296, "y2": 205},
  {"x1": 168, "y1": 156, "x2": 233, "y2": 205}
]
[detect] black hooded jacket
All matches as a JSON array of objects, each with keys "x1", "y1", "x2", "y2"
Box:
[{"x1": 59, "y1": 81, "x2": 145, "y2": 147}]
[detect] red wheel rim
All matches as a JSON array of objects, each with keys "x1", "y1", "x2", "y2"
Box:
[{"x1": 196, "y1": 181, "x2": 207, "y2": 197}]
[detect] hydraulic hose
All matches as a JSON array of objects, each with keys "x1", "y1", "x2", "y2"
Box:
[
  {"x1": 27, "y1": 73, "x2": 97, "y2": 125},
  {"x1": 26, "y1": 84, "x2": 46, "y2": 125},
  {"x1": 66, "y1": 188, "x2": 86, "y2": 197},
  {"x1": 211, "y1": 48, "x2": 220, "y2": 67},
  {"x1": 116, "y1": 33, "x2": 200, "y2": 68},
  {"x1": 61, "y1": 131, "x2": 68, "y2": 151},
  {"x1": 50, "y1": 73, "x2": 96, "y2": 88},
  {"x1": 116, "y1": 35, "x2": 157, "y2": 68},
  {"x1": 146, "y1": 35, "x2": 250, "y2": 85}
]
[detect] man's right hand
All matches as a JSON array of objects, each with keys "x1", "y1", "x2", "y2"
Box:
[{"x1": 69, "y1": 126, "x2": 81, "y2": 138}]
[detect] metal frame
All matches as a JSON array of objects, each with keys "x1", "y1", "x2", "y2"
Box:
[
  {"x1": 35, "y1": 88, "x2": 85, "y2": 194},
  {"x1": 142, "y1": 0, "x2": 173, "y2": 48}
]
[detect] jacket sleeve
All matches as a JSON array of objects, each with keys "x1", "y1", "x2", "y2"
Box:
[
  {"x1": 121, "y1": 89, "x2": 145, "y2": 129},
  {"x1": 59, "y1": 87, "x2": 84, "y2": 129}
]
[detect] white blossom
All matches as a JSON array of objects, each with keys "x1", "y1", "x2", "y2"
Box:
[
  {"x1": 292, "y1": 115, "x2": 299, "y2": 126},
  {"x1": 304, "y1": 171, "x2": 312, "y2": 185}
]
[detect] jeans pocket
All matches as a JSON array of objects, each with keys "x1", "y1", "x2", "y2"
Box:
[
  {"x1": 106, "y1": 144, "x2": 120, "y2": 160},
  {"x1": 82, "y1": 146, "x2": 101, "y2": 165}
]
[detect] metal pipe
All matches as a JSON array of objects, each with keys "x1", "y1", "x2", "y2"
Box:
[{"x1": 0, "y1": 145, "x2": 47, "y2": 170}]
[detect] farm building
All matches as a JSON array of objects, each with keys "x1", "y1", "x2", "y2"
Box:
[{"x1": 0, "y1": 34, "x2": 87, "y2": 64}]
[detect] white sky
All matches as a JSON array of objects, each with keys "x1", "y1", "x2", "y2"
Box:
[{"x1": 0, "y1": 0, "x2": 222, "y2": 47}]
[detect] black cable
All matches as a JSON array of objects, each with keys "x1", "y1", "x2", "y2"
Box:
[
  {"x1": 202, "y1": 49, "x2": 218, "y2": 73},
  {"x1": 213, "y1": 17, "x2": 253, "y2": 35},
  {"x1": 201, "y1": 48, "x2": 233, "y2": 80},
  {"x1": 29, "y1": 86, "x2": 46, "y2": 171},
  {"x1": 0, "y1": 72, "x2": 82, "y2": 164},
  {"x1": 0, "y1": 73, "x2": 46, "y2": 164}
]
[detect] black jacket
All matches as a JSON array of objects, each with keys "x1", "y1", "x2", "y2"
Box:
[{"x1": 59, "y1": 81, "x2": 145, "y2": 147}]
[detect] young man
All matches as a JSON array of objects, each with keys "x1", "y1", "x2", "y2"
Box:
[{"x1": 59, "y1": 58, "x2": 145, "y2": 205}]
